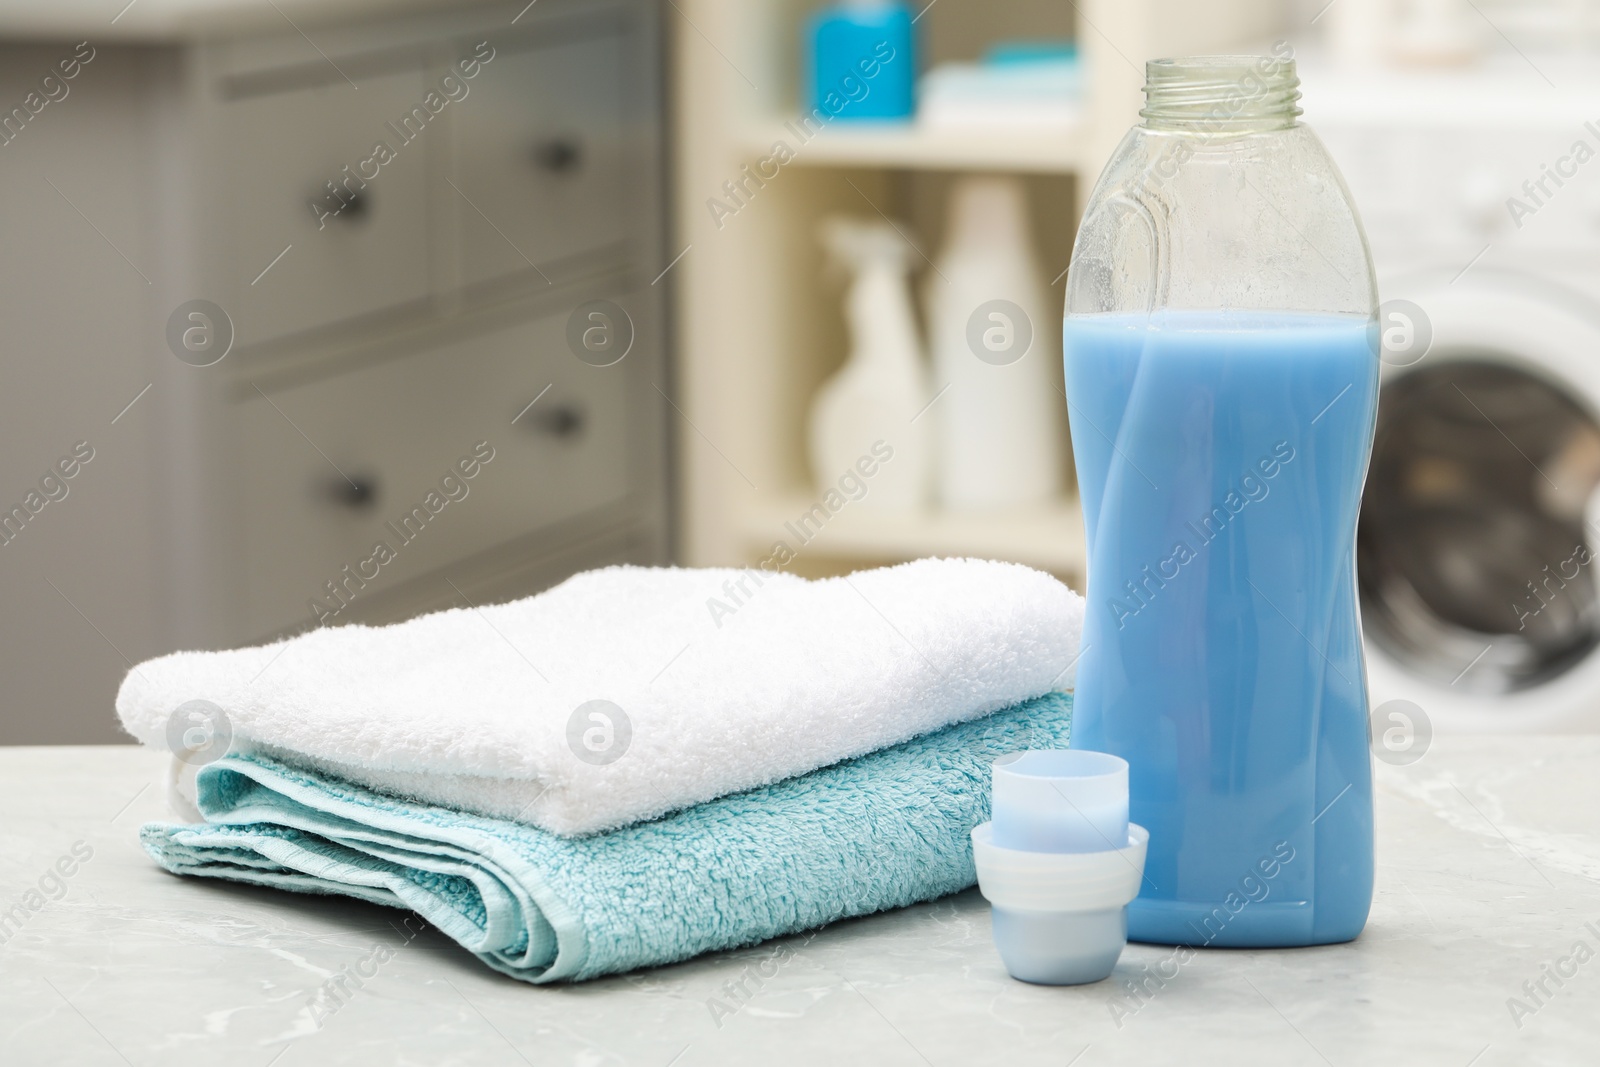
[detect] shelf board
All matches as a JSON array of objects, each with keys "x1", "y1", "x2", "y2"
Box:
[
  {"x1": 740, "y1": 494, "x2": 1086, "y2": 574},
  {"x1": 745, "y1": 119, "x2": 1084, "y2": 174}
]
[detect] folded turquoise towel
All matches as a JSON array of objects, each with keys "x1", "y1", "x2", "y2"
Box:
[{"x1": 141, "y1": 693, "x2": 1070, "y2": 982}]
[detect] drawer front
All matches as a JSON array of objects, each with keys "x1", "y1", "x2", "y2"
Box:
[
  {"x1": 219, "y1": 66, "x2": 435, "y2": 347},
  {"x1": 454, "y1": 29, "x2": 633, "y2": 291},
  {"x1": 236, "y1": 309, "x2": 634, "y2": 632}
]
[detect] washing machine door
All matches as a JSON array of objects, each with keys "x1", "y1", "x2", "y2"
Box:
[{"x1": 1361, "y1": 269, "x2": 1600, "y2": 732}]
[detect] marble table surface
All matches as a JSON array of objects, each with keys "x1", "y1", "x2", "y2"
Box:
[{"x1": 2, "y1": 740, "x2": 1598, "y2": 1066}]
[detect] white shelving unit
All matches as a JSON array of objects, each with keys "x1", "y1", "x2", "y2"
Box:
[
  {"x1": 743, "y1": 120, "x2": 1087, "y2": 173},
  {"x1": 740, "y1": 495, "x2": 1087, "y2": 574},
  {"x1": 672, "y1": 0, "x2": 1282, "y2": 588}
]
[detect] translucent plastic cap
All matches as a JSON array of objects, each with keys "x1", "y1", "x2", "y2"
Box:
[
  {"x1": 974, "y1": 749, "x2": 1147, "y2": 985},
  {"x1": 991, "y1": 749, "x2": 1129, "y2": 853}
]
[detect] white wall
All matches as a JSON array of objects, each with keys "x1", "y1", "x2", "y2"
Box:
[{"x1": 0, "y1": 43, "x2": 173, "y2": 744}]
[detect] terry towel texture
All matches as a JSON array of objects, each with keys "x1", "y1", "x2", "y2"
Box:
[
  {"x1": 118, "y1": 559, "x2": 1083, "y2": 835},
  {"x1": 143, "y1": 694, "x2": 1072, "y2": 982}
]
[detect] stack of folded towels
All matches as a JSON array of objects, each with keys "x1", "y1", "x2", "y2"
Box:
[{"x1": 115, "y1": 558, "x2": 1084, "y2": 983}]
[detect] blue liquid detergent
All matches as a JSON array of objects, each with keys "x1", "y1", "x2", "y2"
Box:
[{"x1": 1063, "y1": 310, "x2": 1378, "y2": 947}]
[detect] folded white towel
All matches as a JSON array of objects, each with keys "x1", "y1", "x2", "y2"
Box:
[{"x1": 117, "y1": 558, "x2": 1083, "y2": 835}]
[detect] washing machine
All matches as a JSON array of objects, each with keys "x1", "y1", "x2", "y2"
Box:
[{"x1": 1303, "y1": 53, "x2": 1600, "y2": 732}]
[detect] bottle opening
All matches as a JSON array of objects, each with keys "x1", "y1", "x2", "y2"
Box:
[{"x1": 1140, "y1": 54, "x2": 1301, "y2": 133}]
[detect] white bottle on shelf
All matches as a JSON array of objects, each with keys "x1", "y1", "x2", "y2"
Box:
[
  {"x1": 926, "y1": 175, "x2": 1065, "y2": 512},
  {"x1": 808, "y1": 217, "x2": 932, "y2": 511}
]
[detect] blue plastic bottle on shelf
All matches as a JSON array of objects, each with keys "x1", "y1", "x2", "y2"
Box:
[
  {"x1": 1061, "y1": 54, "x2": 1378, "y2": 947},
  {"x1": 806, "y1": 1, "x2": 915, "y2": 121}
]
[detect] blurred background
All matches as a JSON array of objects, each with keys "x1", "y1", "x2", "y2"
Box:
[{"x1": 5, "y1": 0, "x2": 1600, "y2": 745}]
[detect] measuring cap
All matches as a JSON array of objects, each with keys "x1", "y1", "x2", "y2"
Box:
[{"x1": 972, "y1": 750, "x2": 1148, "y2": 985}]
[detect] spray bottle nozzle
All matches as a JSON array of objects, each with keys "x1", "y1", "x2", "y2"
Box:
[{"x1": 820, "y1": 216, "x2": 917, "y2": 278}]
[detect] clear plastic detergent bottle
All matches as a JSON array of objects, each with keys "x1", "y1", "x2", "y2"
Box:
[{"x1": 1062, "y1": 53, "x2": 1378, "y2": 946}]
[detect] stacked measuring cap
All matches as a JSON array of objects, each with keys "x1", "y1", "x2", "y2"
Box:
[{"x1": 971, "y1": 750, "x2": 1148, "y2": 985}]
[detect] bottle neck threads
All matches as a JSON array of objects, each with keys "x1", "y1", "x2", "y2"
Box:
[{"x1": 1140, "y1": 55, "x2": 1301, "y2": 133}]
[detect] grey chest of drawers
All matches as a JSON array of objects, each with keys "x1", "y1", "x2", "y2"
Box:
[{"x1": 167, "y1": 0, "x2": 672, "y2": 647}]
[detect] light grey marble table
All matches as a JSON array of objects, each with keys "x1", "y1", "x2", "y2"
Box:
[{"x1": 2, "y1": 740, "x2": 1598, "y2": 1066}]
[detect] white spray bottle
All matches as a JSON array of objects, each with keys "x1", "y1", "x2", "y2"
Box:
[
  {"x1": 927, "y1": 175, "x2": 1065, "y2": 511},
  {"x1": 808, "y1": 217, "x2": 932, "y2": 511}
]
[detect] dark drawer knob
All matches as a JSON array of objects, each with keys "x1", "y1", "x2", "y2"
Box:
[
  {"x1": 530, "y1": 403, "x2": 585, "y2": 439},
  {"x1": 532, "y1": 137, "x2": 583, "y2": 174},
  {"x1": 310, "y1": 185, "x2": 371, "y2": 226},
  {"x1": 336, "y1": 189, "x2": 371, "y2": 220},
  {"x1": 325, "y1": 475, "x2": 379, "y2": 509}
]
